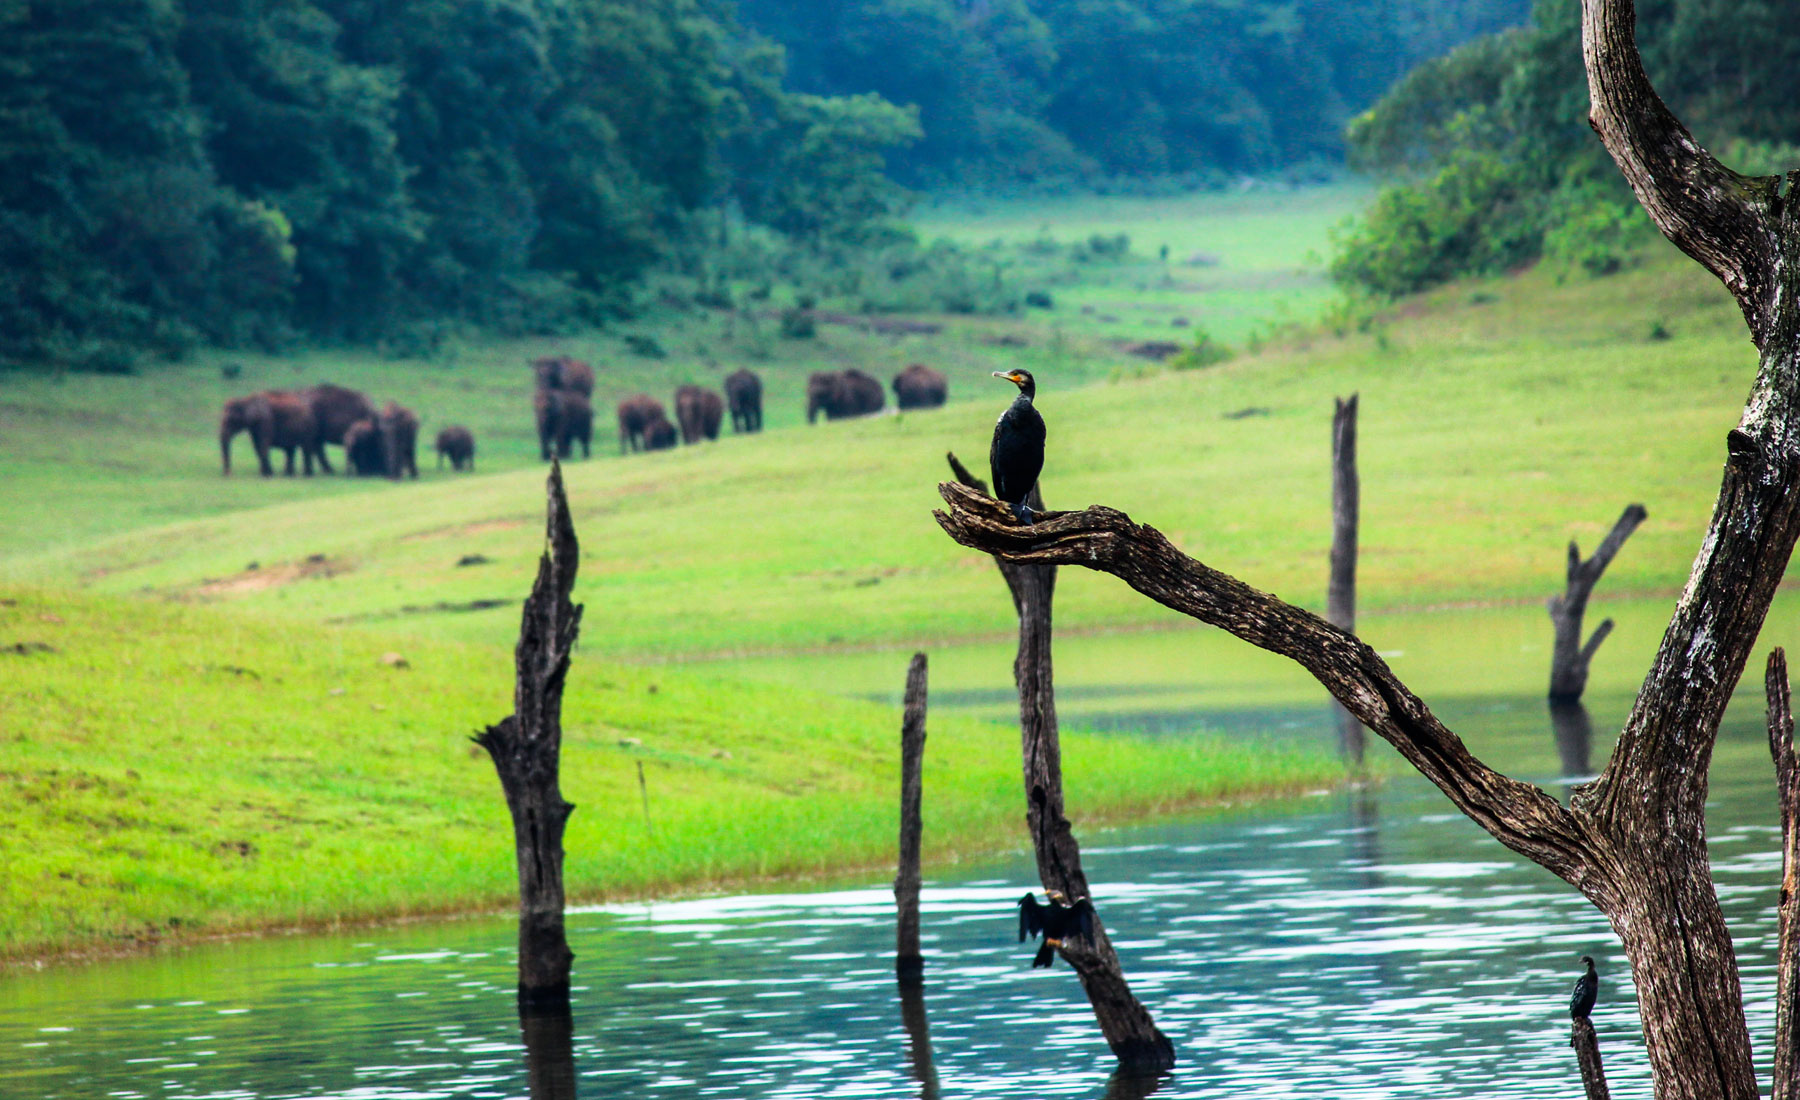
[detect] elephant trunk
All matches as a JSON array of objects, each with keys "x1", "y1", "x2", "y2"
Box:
[{"x1": 220, "y1": 425, "x2": 235, "y2": 475}]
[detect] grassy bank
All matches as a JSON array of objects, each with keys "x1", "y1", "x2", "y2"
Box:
[{"x1": 0, "y1": 587, "x2": 1339, "y2": 964}]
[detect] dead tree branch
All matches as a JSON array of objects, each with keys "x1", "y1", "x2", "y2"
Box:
[
  {"x1": 476, "y1": 461, "x2": 583, "y2": 1009},
  {"x1": 1547, "y1": 503, "x2": 1646, "y2": 702},
  {"x1": 1581, "y1": 0, "x2": 1781, "y2": 340},
  {"x1": 934, "y1": 481, "x2": 1600, "y2": 887},
  {"x1": 1329, "y1": 394, "x2": 1364, "y2": 764},
  {"x1": 1772, "y1": 649, "x2": 1800, "y2": 1100},
  {"x1": 1572, "y1": 1018, "x2": 1613, "y2": 1100}
]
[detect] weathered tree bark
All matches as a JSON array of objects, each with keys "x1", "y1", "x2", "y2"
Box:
[
  {"x1": 1547, "y1": 504, "x2": 1646, "y2": 703},
  {"x1": 476, "y1": 462, "x2": 582, "y2": 1010},
  {"x1": 1771, "y1": 649, "x2": 1800, "y2": 1100},
  {"x1": 1329, "y1": 394, "x2": 1364, "y2": 764},
  {"x1": 945, "y1": 453, "x2": 1175, "y2": 1074},
  {"x1": 1572, "y1": 1017, "x2": 1613, "y2": 1100},
  {"x1": 898, "y1": 983, "x2": 941, "y2": 1100},
  {"x1": 895, "y1": 651, "x2": 929, "y2": 987},
  {"x1": 519, "y1": 1003, "x2": 579, "y2": 1100}
]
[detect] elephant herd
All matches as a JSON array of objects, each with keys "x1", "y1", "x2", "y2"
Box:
[
  {"x1": 220, "y1": 383, "x2": 476, "y2": 479},
  {"x1": 610, "y1": 369, "x2": 762, "y2": 455},
  {"x1": 806, "y1": 364, "x2": 948, "y2": 422}
]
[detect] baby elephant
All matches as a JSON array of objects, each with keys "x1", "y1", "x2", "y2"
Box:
[{"x1": 435, "y1": 425, "x2": 476, "y2": 471}]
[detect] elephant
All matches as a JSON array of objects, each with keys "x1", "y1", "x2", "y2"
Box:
[
  {"x1": 532, "y1": 355, "x2": 595, "y2": 397},
  {"x1": 379, "y1": 402, "x2": 419, "y2": 479},
  {"x1": 219, "y1": 391, "x2": 322, "y2": 477},
  {"x1": 556, "y1": 392, "x2": 593, "y2": 459},
  {"x1": 675, "y1": 385, "x2": 725, "y2": 444},
  {"x1": 616, "y1": 393, "x2": 666, "y2": 453},
  {"x1": 892, "y1": 364, "x2": 948, "y2": 410},
  {"x1": 806, "y1": 369, "x2": 885, "y2": 423},
  {"x1": 724, "y1": 369, "x2": 762, "y2": 433},
  {"x1": 642, "y1": 415, "x2": 679, "y2": 452},
  {"x1": 299, "y1": 383, "x2": 377, "y2": 474},
  {"x1": 343, "y1": 417, "x2": 387, "y2": 476},
  {"x1": 435, "y1": 426, "x2": 476, "y2": 471}
]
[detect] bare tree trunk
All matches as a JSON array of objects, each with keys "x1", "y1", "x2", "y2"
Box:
[
  {"x1": 895, "y1": 652, "x2": 928, "y2": 987},
  {"x1": 1572, "y1": 1018, "x2": 1612, "y2": 1100},
  {"x1": 476, "y1": 462, "x2": 582, "y2": 1010},
  {"x1": 1771, "y1": 648, "x2": 1800, "y2": 1100},
  {"x1": 1547, "y1": 504, "x2": 1646, "y2": 702},
  {"x1": 945, "y1": 453, "x2": 1174, "y2": 1074},
  {"x1": 1329, "y1": 394, "x2": 1364, "y2": 764}
]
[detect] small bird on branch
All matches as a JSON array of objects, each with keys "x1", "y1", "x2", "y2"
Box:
[
  {"x1": 1017, "y1": 889, "x2": 1095, "y2": 968},
  {"x1": 1570, "y1": 955, "x2": 1599, "y2": 1020},
  {"x1": 990, "y1": 369, "x2": 1045, "y2": 524}
]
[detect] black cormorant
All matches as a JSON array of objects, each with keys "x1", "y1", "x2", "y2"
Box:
[
  {"x1": 990, "y1": 370, "x2": 1045, "y2": 524},
  {"x1": 1017, "y1": 889, "x2": 1095, "y2": 968},
  {"x1": 1570, "y1": 955, "x2": 1598, "y2": 1020}
]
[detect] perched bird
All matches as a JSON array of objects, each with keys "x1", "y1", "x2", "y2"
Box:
[
  {"x1": 1017, "y1": 889, "x2": 1096, "y2": 968},
  {"x1": 1570, "y1": 955, "x2": 1599, "y2": 1020},
  {"x1": 990, "y1": 369, "x2": 1045, "y2": 524}
]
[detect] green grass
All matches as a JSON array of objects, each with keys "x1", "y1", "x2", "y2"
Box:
[
  {"x1": 0, "y1": 587, "x2": 1338, "y2": 963},
  {"x1": 0, "y1": 232, "x2": 1758, "y2": 662}
]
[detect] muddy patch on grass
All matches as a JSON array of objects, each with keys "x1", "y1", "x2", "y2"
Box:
[{"x1": 194, "y1": 554, "x2": 350, "y2": 597}]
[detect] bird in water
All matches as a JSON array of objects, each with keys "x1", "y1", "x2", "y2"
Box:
[
  {"x1": 990, "y1": 369, "x2": 1045, "y2": 524},
  {"x1": 1570, "y1": 955, "x2": 1599, "y2": 1020},
  {"x1": 1017, "y1": 889, "x2": 1095, "y2": 968}
]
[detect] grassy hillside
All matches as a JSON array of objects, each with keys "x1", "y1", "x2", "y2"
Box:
[
  {"x1": 0, "y1": 239, "x2": 1756, "y2": 661},
  {"x1": 0, "y1": 588, "x2": 1335, "y2": 962}
]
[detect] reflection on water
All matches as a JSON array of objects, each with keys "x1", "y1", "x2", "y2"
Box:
[{"x1": 0, "y1": 688, "x2": 1786, "y2": 1099}]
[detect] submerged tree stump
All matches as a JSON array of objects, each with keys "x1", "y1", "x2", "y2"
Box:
[
  {"x1": 1547, "y1": 504, "x2": 1645, "y2": 703},
  {"x1": 1770, "y1": 648, "x2": 1800, "y2": 1100},
  {"x1": 899, "y1": 983, "x2": 941, "y2": 1100},
  {"x1": 895, "y1": 652, "x2": 929, "y2": 987},
  {"x1": 1329, "y1": 394, "x2": 1364, "y2": 764},
  {"x1": 945, "y1": 453, "x2": 1175, "y2": 1074},
  {"x1": 476, "y1": 461, "x2": 583, "y2": 1010}
]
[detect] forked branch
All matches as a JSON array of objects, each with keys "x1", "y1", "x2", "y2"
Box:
[
  {"x1": 1581, "y1": 0, "x2": 1781, "y2": 340},
  {"x1": 933, "y1": 481, "x2": 1604, "y2": 891}
]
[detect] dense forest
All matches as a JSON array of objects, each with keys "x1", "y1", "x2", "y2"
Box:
[
  {"x1": 1332, "y1": 0, "x2": 1800, "y2": 296},
  {"x1": 737, "y1": 0, "x2": 1530, "y2": 184},
  {"x1": 0, "y1": 0, "x2": 922, "y2": 367}
]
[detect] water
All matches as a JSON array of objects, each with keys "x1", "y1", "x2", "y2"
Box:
[{"x1": 0, "y1": 688, "x2": 1787, "y2": 1097}]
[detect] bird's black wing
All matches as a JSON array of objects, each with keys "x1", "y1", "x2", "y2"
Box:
[
  {"x1": 1570, "y1": 972, "x2": 1598, "y2": 1019},
  {"x1": 1018, "y1": 893, "x2": 1045, "y2": 941},
  {"x1": 989, "y1": 403, "x2": 1046, "y2": 506},
  {"x1": 1069, "y1": 899, "x2": 1096, "y2": 944}
]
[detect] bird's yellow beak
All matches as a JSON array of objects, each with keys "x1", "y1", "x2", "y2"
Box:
[{"x1": 993, "y1": 371, "x2": 1023, "y2": 385}]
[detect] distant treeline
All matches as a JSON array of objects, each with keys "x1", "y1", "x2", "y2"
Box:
[
  {"x1": 734, "y1": 0, "x2": 1529, "y2": 184},
  {"x1": 1332, "y1": 0, "x2": 1800, "y2": 297},
  {"x1": 0, "y1": 0, "x2": 921, "y2": 368}
]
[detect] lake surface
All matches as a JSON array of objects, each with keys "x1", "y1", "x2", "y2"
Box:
[{"x1": 4, "y1": 600, "x2": 1796, "y2": 1098}]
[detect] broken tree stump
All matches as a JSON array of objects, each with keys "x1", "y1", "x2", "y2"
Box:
[
  {"x1": 1547, "y1": 504, "x2": 1646, "y2": 703},
  {"x1": 1329, "y1": 394, "x2": 1364, "y2": 764},
  {"x1": 1549, "y1": 700, "x2": 1596, "y2": 777},
  {"x1": 895, "y1": 651, "x2": 929, "y2": 987},
  {"x1": 1572, "y1": 1017, "x2": 1612, "y2": 1100},
  {"x1": 476, "y1": 461, "x2": 583, "y2": 1010},
  {"x1": 945, "y1": 452, "x2": 1175, "y2": 1074}
]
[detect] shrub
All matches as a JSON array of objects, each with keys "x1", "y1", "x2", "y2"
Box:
[
  {"x1": 1168, "y1": 329, "x2": 1233, "y2": 371},
  {"x1": 779, "y1": 308, "x2": 816, "y2": 339}
]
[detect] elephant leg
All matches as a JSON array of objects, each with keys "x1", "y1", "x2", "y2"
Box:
[
  {"x1": 315, "y1": 447, "x2": 335, "y2": 475},
  {"x1": 255, "y1": 435, "x2": 273, "y2": 478},
  {"x1": 282, "y1": 447, "x2": 296, "y2": 476}
]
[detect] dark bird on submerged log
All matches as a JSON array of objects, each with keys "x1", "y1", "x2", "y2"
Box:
[
  {"x1": 1570, "y1": 955, "x2": 1599, "y2": 1020},
  {"x1": 1018, "y1": 889, "x2": 1095, "y2": 968},
  {"x1": 990, "y1": 369, "x2": 1045, "y2": 524}
]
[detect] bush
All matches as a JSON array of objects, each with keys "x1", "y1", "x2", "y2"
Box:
[
  {"x1": 779, "y1": 308, "x2": 816, "y2": 339},
  {"x1": 1167, "y1": 329, "x2": 1233, "y2": 371}
]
